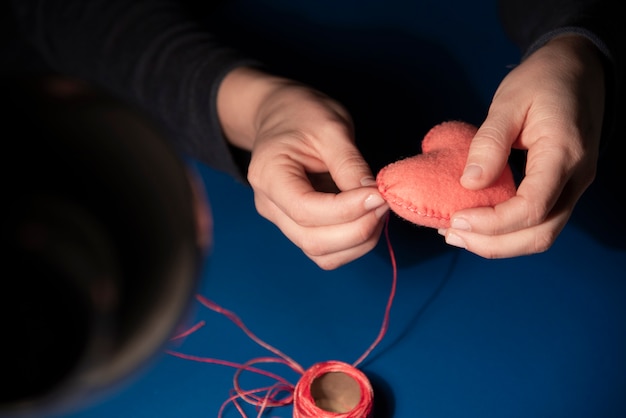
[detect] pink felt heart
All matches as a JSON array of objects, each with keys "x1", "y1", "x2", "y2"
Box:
[{"x1": 376, "y1": 120, "x2": 517, "y2": 229}]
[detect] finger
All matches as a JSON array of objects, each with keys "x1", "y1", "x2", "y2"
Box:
[
  {"x1": 461, "y1": 101, "x2": 524, "y2": 190},
  {"x1": 254, "y1": 158, "x2": 387, "y2": 228},
  {"x1": 258, "y1": 194, "x2": 387, "y2": 270},
  {"x1": 308, "y1": 229, "x2": 385, "y2": 270},
  {"x1": 451, "y1": 140, "x2": 569, "y2": 235},
  {"x1": 257, "y1": 194, "x2": 388, "y2": 256},
  {"x1": 318, "y1": 135, "x2": 377, "y2": 191},
  {"x1": 305, "y1": 217, "x2": 387, "y2": 270},
  {"x1": 440, "y1": 218, "x2": 564, "y2": 259},
  {"x1": 441, "y1": 176, "x2": 584, "y2": 258}
]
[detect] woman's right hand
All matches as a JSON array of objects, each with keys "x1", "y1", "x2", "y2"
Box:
[{"x1": 218, "y1": 67, "x2": 388, "y2": 270}]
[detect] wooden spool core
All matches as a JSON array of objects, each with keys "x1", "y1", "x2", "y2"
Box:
[{"x1": 310, "y1": 371, "x2": 362, "y2": 413}]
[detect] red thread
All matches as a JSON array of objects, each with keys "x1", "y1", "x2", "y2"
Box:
[
  {"x1": 167, "y1": 216, "x2": 397, "y2": 417},
  {"x1": 171, "y1": 320, "x2": 206, "y2": 340}
]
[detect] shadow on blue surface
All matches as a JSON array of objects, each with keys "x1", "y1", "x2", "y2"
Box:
[{"x1": 367, "y1": 370, "x2": 396, "y2": 418}]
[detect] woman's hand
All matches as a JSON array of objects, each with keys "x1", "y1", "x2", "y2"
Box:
[
  {"x1": 439, "y1": 34, "x2": 606, "y2": 258},
  {"x1": 218, "y1": 68, "x2": 388, "y2": 270}
]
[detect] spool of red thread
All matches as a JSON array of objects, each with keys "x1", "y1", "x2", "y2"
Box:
[{"x1": 292, "y1": 360, "x2": 374, "y2": 418}]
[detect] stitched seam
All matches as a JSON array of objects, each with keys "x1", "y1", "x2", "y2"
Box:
[{"x1": 381, "y1": 191, "x2": 450, "y2": 221}]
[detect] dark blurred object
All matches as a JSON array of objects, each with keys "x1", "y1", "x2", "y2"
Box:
[{"x1": 0, "y1": 76, "x2": 209, "y2": 417}]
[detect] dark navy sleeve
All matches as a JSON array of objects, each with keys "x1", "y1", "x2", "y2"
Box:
[
  {"x1": 9, "y1": 0, "x2": 260, "y2": 180},
  {"x1": 498, "y1": 0, "x2": 626, "y2": 151}
]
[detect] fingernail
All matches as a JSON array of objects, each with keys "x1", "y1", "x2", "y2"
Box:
[
  {"x1": 364, "y1": 194, "x2": 385, "y2": 210},
  {"x1": 451, "y1": 217, "x2": 471, "y2": 231},
  {"x1": 375, "y1": 204, "x2": 389, "y2": 218},
  {"x1": 445, "y1": 233, "x2": 467, "y2": 249},
  {"x1": 461, "y1": 164, "x2": 482, "y2": 182},
  {"x1": 361, "y1": 177, "x2": 377, "y2": 187}
]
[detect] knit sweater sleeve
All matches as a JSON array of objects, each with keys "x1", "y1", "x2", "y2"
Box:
[
  {"x1": 9, "y1": 0, "x2": 260, "y2": 181},
  {"x1": 497, "y1": 0, "x2": 626, "y2": 151}
]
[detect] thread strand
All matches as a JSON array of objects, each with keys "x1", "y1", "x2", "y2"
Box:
[
  {"x1": 168, "y1": 215, "x2": 397, "y2": 417},
  {"x1": 353, "y1": 215, "x2": 396, "y2": 368}
]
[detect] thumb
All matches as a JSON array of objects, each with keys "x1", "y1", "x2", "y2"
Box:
[
  {"x1": 461, "y1": 112, "x2": 521, "y2": 190},
  {"x1": 324, "y1": 142, "x2": 377, "y2": 191}
]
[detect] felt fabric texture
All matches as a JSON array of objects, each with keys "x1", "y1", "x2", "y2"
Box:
[{"x1": 376, "y1": 121, "x2": 517, "y2": 229}]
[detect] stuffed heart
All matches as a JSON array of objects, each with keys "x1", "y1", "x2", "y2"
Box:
[{"x1": 376, "y1": 120, "x2": 516, "y2": 229}]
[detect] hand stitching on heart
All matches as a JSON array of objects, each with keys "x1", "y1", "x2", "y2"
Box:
[{"x1": 375, "y1": 120, "x2": 517, "y2": 229}]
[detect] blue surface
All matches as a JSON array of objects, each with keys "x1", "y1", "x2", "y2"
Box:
[
  {"x1": 55, "y1": 1, "x2": 626, "y2": 417},
  {"x1": 54, "y1": 164, "x2": 626, "y2": 418}
]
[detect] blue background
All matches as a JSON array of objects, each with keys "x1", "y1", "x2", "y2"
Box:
[{"x1": 52, "y1": 0, "x2": 626, "y2": 417}]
